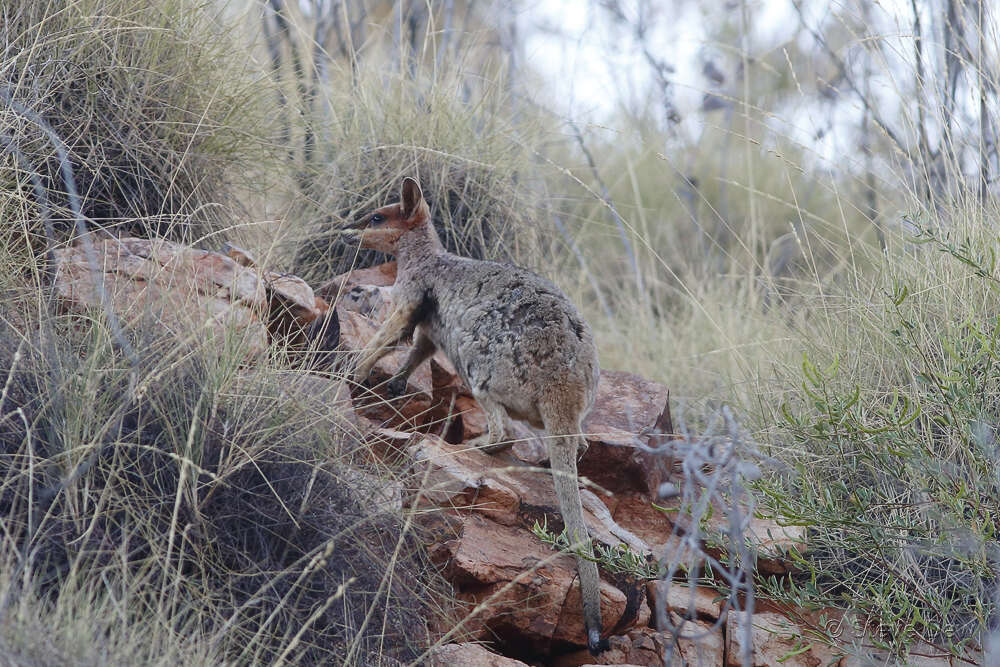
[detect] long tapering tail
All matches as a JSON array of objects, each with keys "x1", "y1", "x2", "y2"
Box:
[{"x1": 546, "y1": 426, "x2": 609, "y2": 655}]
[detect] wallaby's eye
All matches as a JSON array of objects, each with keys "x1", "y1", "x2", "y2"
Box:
[{"x1": 370, "y1": 213, "x2": 385, "y2": 224}]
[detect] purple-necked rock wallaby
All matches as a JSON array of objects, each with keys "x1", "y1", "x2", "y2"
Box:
[{"x1": 348, "y1": 177, "x2": 608, "y2": 654}]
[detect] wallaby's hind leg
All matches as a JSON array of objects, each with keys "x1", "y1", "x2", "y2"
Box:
[
  {"x1": 468, "y1": 394, "x2": 512, "y2": 454},
  {"x1": 387, "y1": 328, "x2": 436, "y2": 396}
]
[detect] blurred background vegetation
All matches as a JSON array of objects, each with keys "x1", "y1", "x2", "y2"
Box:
[{"x1": 0, "y1": 0, "x2": 997, "y2": 662}]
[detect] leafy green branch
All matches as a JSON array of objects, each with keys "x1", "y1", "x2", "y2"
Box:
[{"x1": 531, "y1": 518, "x2": 660, "y2": 580}]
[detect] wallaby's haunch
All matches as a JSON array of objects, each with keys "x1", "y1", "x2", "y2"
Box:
[{"x1": 348, "y1": 178, "x2": 609, "y2": 654}]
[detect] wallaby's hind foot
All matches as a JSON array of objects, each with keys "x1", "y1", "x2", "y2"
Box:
[
  {"x1": 467, "y1": 433, "x2": 513, "y2": 454},
  {"x1": 468, "y1": 394, "x2": 513, "y2": 453}
]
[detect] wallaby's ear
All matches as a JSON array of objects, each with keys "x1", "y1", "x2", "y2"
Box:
[{"x1": 400, "y1": 177, "x2": 423, "y2": 219}]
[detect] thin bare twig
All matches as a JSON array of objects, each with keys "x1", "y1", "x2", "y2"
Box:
[
  {"x1": 791, "y1": 1, "x2": 913, "y2": 165},
  {"x1": 640, "y1": 405, "x2": 771, "y2": 667},
  {"x1": 567, "y1": 119, "x2": 644, "y2": 293}
]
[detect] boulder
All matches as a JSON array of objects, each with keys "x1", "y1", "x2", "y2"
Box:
[
  {"x1": 552, "y1": 622, "x2": 724, "y2": 667},
  {"x1": 428, "y1": 642, "x2": 530, "y2": 667},
  {"x1": 578, "y1": 372, "x2": 672, "y2": 495},
  {"x1": 433, "y1": 513, "x2": 632, "y2": 654},
  {"x1": 725, "y1": 611, "x2": 846, "y2": 667},
  {"x1": 52, "y1": 237, "x2": 332, "y2": 356},
  {"x1": 746, "y1": 517, "x2": 807, "y2": 574},
  {"x1": 318, "y1": 263, "x2": 397, "y2": 326},
  {"x1": 700, "y1": 511, "x2": 807, "y2": 576},
  {"x1": 407, "y1": 435, "x2": 644, "y2": 548},
  {"x1": 646, "y1": 581, "x2": 724, "y2": 622},
  {"x1": 319, "y1": 261, "x2": 398, "y2": 304}
]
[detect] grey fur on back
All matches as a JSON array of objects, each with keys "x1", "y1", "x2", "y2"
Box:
[{"x1": 398, "y1": 254, "x2": 599, "y2": 428}]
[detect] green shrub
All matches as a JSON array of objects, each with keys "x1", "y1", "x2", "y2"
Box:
[{"x1": 757, "y1": 221, "x2": 999, "y2": 659}]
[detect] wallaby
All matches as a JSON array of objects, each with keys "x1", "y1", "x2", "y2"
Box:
[{"x1": 347, "y1": 177, "x2": 609, "y2": 654}]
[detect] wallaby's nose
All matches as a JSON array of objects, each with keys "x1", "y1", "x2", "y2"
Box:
[{"x1": 338, "y1": 219, "x2": 366, "y2": 239}]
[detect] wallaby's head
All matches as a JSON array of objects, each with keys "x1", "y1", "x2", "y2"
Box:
[{"x1": 349, "y1": 177, "x2": 434, "y2": 255}]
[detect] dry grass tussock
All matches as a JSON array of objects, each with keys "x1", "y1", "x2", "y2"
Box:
[
  {"x1": 0, "y1": 0, "x2": 283, "y2": 249},
  {"x1": 0, "y1": 313, "x2": 453, "y2": 664},
  {"x1": 0, "y1": 1, "x2": 469, "y2": 662},
  {"x1": 283, "y1": 65, "x2": 547, "y2": 282}
]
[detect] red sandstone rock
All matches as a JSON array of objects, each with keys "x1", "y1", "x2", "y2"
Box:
[
  {"x1": 725, "y1": 611, "x2": 847, "y2": 667},
  {"x1": 700, "y1": 511, "x2": 808, "y2": 576},
  {"x1": 553, "y1": 621, "x2": 724, "y2": 667},
  {"x1": 318, "y1": 263, "x2": 398, "y2": 323},
  {"x1": 407, "y1": 436, "x2": 639, "y2": 548},
  {"x1": 428, "y1": 643, "x2": 530, "y2": 667},
  {"x1": 222, "y1": 242, "x2": 257, "y2": 267},
  {"x1": 555, "y1": 581, "x2": 651, "y2": 647},
  {"x1": 608, "y1": 494, "x2": 674, "y2": 548},
  {"x1": 52, "y1": 237, "x2": 328, "y2": 356},
  {"x1": 319, "y1": 261, "x2": 398, "y2": 303},
  {"x1": 646, "y1": 581, "x2": 724, "y2": 622},
  {"x1": 747, "y1": 517, "x2": 807, "y2": 574},
  {"x1": 577, "y1": 371, "x2": 671, "y2": 495},
  {"x1": 405, "y1": 435, "x2": 655, "y2": 650},
  {"x1": 435, "y1": 513, "x2": 631, "y2": 652}
]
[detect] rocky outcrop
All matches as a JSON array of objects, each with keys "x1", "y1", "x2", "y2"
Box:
[
  {"x1": 725, "y1": 611, "x2": 846, "y2": 667},
  {"x1": 325, "y1": 262, "x2": 832, "y2": 665},
  {"x1": 56, "y1": 243, "x2": 875, "y2": 665},
  {"x1": 552, "y1": 624, "x2": 725, "y2": 667},
  {"x1": 53, "y1": 236, "x2": 335, "y2": 358},
  {"x1": 429, "y1": 643, "x2": 531, "y2": 667}
]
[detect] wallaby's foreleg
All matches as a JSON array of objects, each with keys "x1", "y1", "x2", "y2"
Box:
[
  {"x1": 354, "y1": 304, "x2": 419, "y2": 384},
  {"x1": 386, "y1": 328, "x2": 436, "y2": 396},
  {"x1": 468, "y1": 395, "x2": 513, "y2": 454}
]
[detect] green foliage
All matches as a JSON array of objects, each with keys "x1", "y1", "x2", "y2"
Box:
[
  {"x1": 759, "y1": 225, "x2": 1000, "y2": 658},
  {"x1": 532, "y1": 518, "x2": 660, "y2": 580}
]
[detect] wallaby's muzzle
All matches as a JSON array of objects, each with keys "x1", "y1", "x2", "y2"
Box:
[
  {"x1": 338, "y1": 218, "x2": 369, "y2": 237},
  {"x1": 345, "y1": 217, "x2": 370, "y2": 230}
]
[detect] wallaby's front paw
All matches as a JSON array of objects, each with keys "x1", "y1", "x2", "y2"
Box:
[
  {"x1": 386, "y1": 375, "x2": 407, "y2": 397},
  {"x1": 353, "y1": 367, "x2": 373, "y2": 387}
]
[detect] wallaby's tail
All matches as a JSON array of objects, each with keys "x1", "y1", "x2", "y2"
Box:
[{"x1": 545, "y1": 414, "x2": 609, "y2": 655}]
